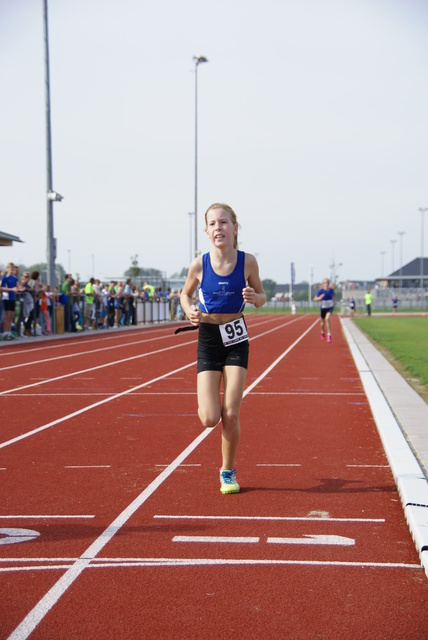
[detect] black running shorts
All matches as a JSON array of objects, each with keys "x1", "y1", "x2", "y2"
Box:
[{"x1": 197, "y1": 321, "x2": 249, "y2": 373}]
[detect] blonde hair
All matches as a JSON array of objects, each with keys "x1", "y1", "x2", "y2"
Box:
[{"x1": 204, "y1": 203, "x2": 239, "y2": 249}]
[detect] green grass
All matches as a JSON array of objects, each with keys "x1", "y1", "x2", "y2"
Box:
[{"x1": 353, "y1": 317, "x2": 428, "y2": 390}]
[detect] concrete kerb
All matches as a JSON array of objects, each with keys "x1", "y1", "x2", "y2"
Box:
[{"x1": 341, "y1": 317, "x2": 428, "y2": 578}]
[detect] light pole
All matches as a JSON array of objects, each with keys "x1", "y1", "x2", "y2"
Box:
[
  {"x1": 188, "y1": 212, "x2": 194, "y2": 263},
  {"x1": 193, "y1": 55, "x2": 208, "y2": 258},
  {"x1": 44, "y1": 0, "x2": 62, "y2": 290},
  {"x1": 390, "y1": 239, "x2": 397, "y2": 274},
  {"x1": 398, "y1": 231, "x2": 405, "y2": 291},
  {"x1": 380, "y1": 251, "x2": 386, "y2": 278},
  {"x1": 419, "y1": 207, "x2": 428, "y2": 313}
]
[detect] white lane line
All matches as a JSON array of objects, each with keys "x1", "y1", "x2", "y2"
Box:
[
  {"x1": 6, "y1": 319, "x2": 317, "y2": 640},
  {"x1": 0, "y1": 558, "x2": 420, "y2": 572},
  {"x1": 0, "y1": 515, "x2": 94, "y2": 520},
  {"x1": 173, "y1": 536, "x2": 259, "y2": 544},
  {"x1": 64, "y1": 466, "x2": 111, "y2": 469},
  {"x1": 256, "y1": 463, "x2": 301, "y2": 467},
  {"x1": 267, "y1": 535, "x2": 355, "y2": 546},
  {"x1": 0, "y1": 332, "x2": 193, "y2": 373},
  {"x1": 155, "y1": 464, "x2": 201, "y2": 467},
  {"x1": 0, "y1": 318, "x2": 315, "y2": 451},
  {"x1": 0, "y1": 315, "x2": 294, "y2": 373},
  {"x1": 347, "y1": 464, "x2": 389, "y2": 469},
  {"x1": 0, "y1": 361, "x2": 196, "y2": 451},
  {"x1": 0, "y1": 340, "x2": 195, "y2": 396},
  {"x1": 154, "y1": 514, "x2": 385, "y2": 523}
]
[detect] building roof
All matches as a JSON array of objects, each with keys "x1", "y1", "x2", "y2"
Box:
[
  {"x1": 387, "y1": 257, "x2": 428, "y2": 278},
  {"x1": 0, "y1": 231, "x2": 24, "y2": 247}
]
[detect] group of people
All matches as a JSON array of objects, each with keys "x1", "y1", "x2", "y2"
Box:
[
  {"x1": 0, "y1": 263, "x2": 52, "y2": 340},
  {"x1": 0, "y1": 264, "x2": 177, "y2": 339}
]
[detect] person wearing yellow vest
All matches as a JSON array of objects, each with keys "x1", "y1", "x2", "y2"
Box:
[
  {"x1": 364, "y1": 290, "x2": 373, "y2": 316},
  {"x1": 84, "y1": 277, "x2": 95, "y2": 329},
  {"x1": 143, "y1": 281, "x2": 155, "y2": 299}
]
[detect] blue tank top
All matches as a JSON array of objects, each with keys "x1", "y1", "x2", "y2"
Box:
[{"x1": 199, "y1": 250, "x2": 246, "y2": 314}]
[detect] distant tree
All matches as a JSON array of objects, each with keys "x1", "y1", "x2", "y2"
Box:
[
  {"x1": 169, "y1": 267, "x2": 189, "y2": 278},
  {"x1": 127, "y1": 254, "x2": 141, "y2": 279},
  {"x1": 262, "y1": 279, "x2": 276, "y2": 301},
  {"x1": 24, "y1": 262, "x2": 65, "y2": 285}
]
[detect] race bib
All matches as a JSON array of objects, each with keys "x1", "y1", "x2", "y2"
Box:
[
  {"x1": 219, "y1": 317, "x2": 248, "y2": 347},
  {"x1": 321, "y1": 300, "x2": 334, "y2": 309}
]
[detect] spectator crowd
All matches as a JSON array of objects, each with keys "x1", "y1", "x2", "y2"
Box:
[{"x1": 1, "y1": 262, "x2": 186, "y2": 340}]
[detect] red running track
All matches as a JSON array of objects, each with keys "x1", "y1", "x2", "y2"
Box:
[{"x1": 0, "y1": 315, "x2": 427, "y2": 639}]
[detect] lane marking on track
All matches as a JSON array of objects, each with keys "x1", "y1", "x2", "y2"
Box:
[
  {"x1": 249, "y1": 391, "x2": 365, "y2": 396},
  {"x1": 0, "y1": 529, "x2": 40, "y2": 545},
  {"x1": 154, "y1": 514, "x2": 385, "y2": 523},
  {"x1": 0, "y1": 360, "x2": 197, "y2": 451},
  {"x1": 0, "y1": 318, "x2": 316, "y2": 452},
  {"x1": 257, "y1": 463, "x2": 301, "y2": 467},
  {"x1": 0, "y1": 316, "x2": 304, "y2": 397},
  {"x1": 347, "y1": 464, "x2": 390, "y2": 469},
  {"x1": 155, "y1": 463, "x2": 201, "y2": 467},
  {"x1": 0, "y1": 314, "x2": 289, "y2": 372},
  {"x1": 0, "y1": 332, "x2": 195, "y2": 373},
  {"x1": 0, "y1": 341, "x2": 196, "y2": 395},
  {"x1": 0, "y1": 558, "x2": 420, "y2": 572},
  {"x1": 6, "y1": 318, "x2": 318, "y2": 640},
  {"x1": 173, "y1": 536, "x2": 259, "y2": 544},
  {"x1": 64, "y1": 466, "x2": 111, "y2": 469},
  {"x1": 267, "y1": 535, "x2": 355, "y2": 546},
  {"x1": 0, "y1": 515, "x2": 94, "y2": 519}
]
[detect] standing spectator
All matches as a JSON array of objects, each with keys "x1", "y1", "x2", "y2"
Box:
[
  {"x1": 106, "y1": 282, "x2": 116, "y2": 328},
  {"x1": 143, "y1": 281, "x2": 155, "y2": 299},
  {"x1": 71, "y1": 280, "x2": 82, "y2": 329},
  {"x1": 115, "y1": 282, "x2": 125, "y2": 326},
  {"x1": 39, "y1": 285, "x2": 51, "y2": 334},
  {"x1": 1, "y1": 262, "x2": 18, "y2": 340},
  {"x1": 84, "y1": 277, "x2": 95, "y2": 329},
  {"x1": 348, "y1": 297, "x2": 356, "y2": 317},
  {"x1": 365, "y1": 289, "x2": 373, "y2": 316},
  {"x1": 169, "y1": 289, "x2": 179, "y2": 321},
  {"x1": 92, "y1": 279, "x2": 102, "y2": 328},
  {"x1": 123, "y1": 279, "x2": 133, "y2": 325},
  {"x1": 61, "y1": 274, "x2": 76, "y2": 332},
  {"x1": 16, "y1": 271, "x2": 33, "y2": 336},
  {"x1": 24, "y1": 271, "x2": 41, "y2": 335}
]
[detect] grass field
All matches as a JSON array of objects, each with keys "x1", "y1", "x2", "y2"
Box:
[{"x1": 353, "y1": 316, "x2": 428, "y2": 401}]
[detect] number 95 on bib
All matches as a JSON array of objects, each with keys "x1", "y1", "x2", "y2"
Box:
[{"x1": 219, "y1": 317, "x2": 248, "y2": 347}]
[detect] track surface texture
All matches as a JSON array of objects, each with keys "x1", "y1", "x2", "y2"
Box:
[{"x1": 1, "y1": 315, "x2": 427, "y2": 639}]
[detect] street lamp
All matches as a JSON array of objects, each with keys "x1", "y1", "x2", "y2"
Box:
[
  {"x1": 419, "y1": 207, "x2": 428, "y2": 313},
  {"x1": 380, "y1": 251, "x2": 386, "y2": 278},
  {"x1": 193, "y1": 55, "x2": 208, "y2": 258},
  {"x1": 390, "y1": 239, "x2": 397, "y2": 274},
  {"x1": 188, "y1": 212, "x2": 194, "y2": 263},
  {"x1": 398, "y1": 231, "x2": 405, "y2": 291}
]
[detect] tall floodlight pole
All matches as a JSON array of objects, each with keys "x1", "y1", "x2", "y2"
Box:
[
  {"x1": 419, "y1": 207, "x2": 428, "y2": 313},
  {"x1": 398, "y1": 231, "x2": 405, "y2": 291},
  {"x1": 193, "y1": 55, "x2": 208, "y2": 258},
  {"x1": 390, "y1": 239, "x2": 397, "y2": 274},
  {"x1": 44, "y1": 0, "x2": 55, "y2": 288},
  {"x1": 380, "y1": 251, "x2": 386, "y2": 278},
  {"x1": 188, "y1": 212, "x2": 194, "y2": 263}
]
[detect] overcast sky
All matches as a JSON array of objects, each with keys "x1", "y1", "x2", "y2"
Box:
[{"x1": 1, "y1": 0, "x2": 427, "y2": 286}]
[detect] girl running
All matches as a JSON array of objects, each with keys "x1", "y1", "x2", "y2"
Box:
[
  {"x1": 313, "y1": 277, "x2": 336, "y2": 342},
  {"x1": 180, "y1": 203, "x2": 266, "y2": 494}
]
